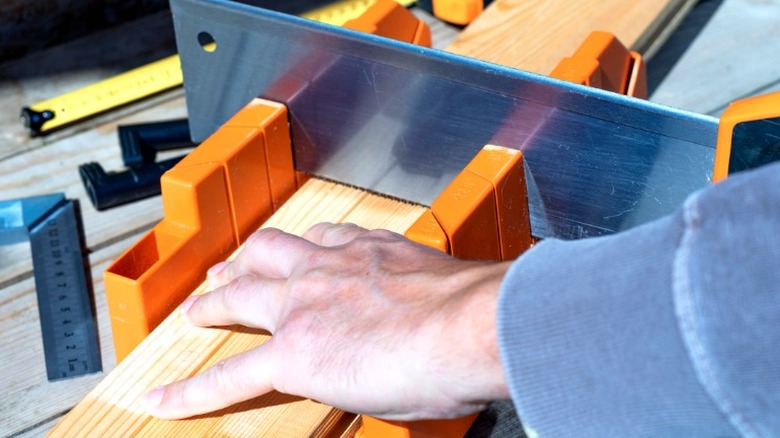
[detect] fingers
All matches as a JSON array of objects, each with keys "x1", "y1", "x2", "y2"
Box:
[
  {"x1": 183, "y1": 276, "x2": 286, "y2": 331},
  {"x1": 208, "y1": 228, "x2": 316, "y2": 288},
  {"x1": 301, "y1": 222, "x2": 369, "y2": 247},
  {"x1": 145, "y1": 342, "x2": 275, "y2": 420},
  {"x1": 207, "y1": 224, "x2": 371, "y2": 290}
]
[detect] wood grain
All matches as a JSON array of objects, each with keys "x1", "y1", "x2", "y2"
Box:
[
  {"x1": 447, "y1": 0, "x2": 696, "y2": 74},
  {"x1": 47, "y1": 179, "x2": 425, "y2": 437}
]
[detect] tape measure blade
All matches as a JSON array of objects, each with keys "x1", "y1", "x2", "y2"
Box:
[
  {"x1": 29, "y1": 201, "x2": 101, "y2": 381},
  {"x1": 25, "y1": 54, "x2": 183, "y2": 135},
  {"x1": 21, "y1": 0, "x2": 415, "y2": 136}
]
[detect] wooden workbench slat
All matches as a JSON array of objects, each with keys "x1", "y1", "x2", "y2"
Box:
[{"x1": 0, "y1": 238, "x2": 125, "y2": 436}]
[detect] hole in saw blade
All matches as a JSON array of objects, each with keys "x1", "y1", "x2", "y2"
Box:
[{"x1": 198, "y1": 31, "x2": 217, "y2": 52}]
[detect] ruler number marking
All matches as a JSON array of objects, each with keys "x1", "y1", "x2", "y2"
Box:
[{"x1": 29, "y1": 201, "x2": 101, "y2": 381}]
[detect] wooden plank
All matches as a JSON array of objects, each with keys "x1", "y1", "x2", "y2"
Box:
[
  {"x1": 446, "y1": 0, "x2": 696, "y2": 74},
  {"x1": 48, "y1": 179, "x2": 425, "y2": 437},
  {"x1": 6, "y1": 418, "x2": 63, "y2": 438}
]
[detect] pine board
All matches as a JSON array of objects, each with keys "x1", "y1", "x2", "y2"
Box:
[
  {"x1": 447, "y1": 0, "x2": 697, "y2": 74},
  {"x1": 48, "y1": 179, "x2": 426, "y2": 437}
]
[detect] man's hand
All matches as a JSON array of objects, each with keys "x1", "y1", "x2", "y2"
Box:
[{"x1": 144, "y1": 223, "x2": 511, "y2": 420}]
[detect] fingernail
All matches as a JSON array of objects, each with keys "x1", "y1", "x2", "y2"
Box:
[
  {"x1": 207, "y1": 262, "x2": 228, "y2": 277},
  {"x1": 143, "y1": 387, "x2": 164, "y2": 411},
  {"x1": 180, "y1": 296, "x2": 196, "y2": 319}
]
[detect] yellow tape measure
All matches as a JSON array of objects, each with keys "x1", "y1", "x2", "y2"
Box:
[{"x1": 21, "y1": 0, "x2": 414, "y2": 136}]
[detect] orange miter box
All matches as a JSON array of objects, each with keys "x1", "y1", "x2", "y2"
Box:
[
  {"x1": 714, "y1": 90, "x2": 780, "y2": 182},
  {"x1": 101, "y1": 14, "x2": 655, "y2": 438},
  {"x1": 489, "y1": 31, "x2": 646, "y2": 166},
  {"x1": 406, "y1": 145, "x2": 533, "y2": 262},
  {"x1": 361, "y1": 145, "x2": 533, "y2": 438},
  {"x1": 104, "y1": 0, "x2": 433, "y2": 362},
  {"x1": 105, "y1": 99, "x2": 295, "y2": 361},
  {"x1": 344, "y1": 0, "x2": 432, "y2": 47},
  {"x1": 550, "y1": 30, "x2": 647, "y2": 98}
]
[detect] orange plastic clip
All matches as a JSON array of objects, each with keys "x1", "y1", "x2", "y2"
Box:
[
  {"x1": 344, "y1": 0, "x2": 432, "y2": 47},
  {"x1": 105, "y1": 99, "x2": 294, "y2": 361},
  {"x1": 550, "y1": 31, "x2": 647, "y2": 98},
  {"x1": 370, "y1": 146, "x2": 532, "y2": 438},
  {"x1": 713, "y1": 91, "x2": 780, "y2": 182}
]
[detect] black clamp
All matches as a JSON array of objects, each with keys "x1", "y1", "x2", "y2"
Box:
[{"x1": 79, "y1": 119, "x2": 197, "y2": 210}]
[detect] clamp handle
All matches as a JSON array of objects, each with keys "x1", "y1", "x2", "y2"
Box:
[{"x1": 714, "y1": 91, "x2": 780, "y2": 182}]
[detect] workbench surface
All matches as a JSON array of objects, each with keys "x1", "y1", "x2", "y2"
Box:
[{"x1": 1, "y1": 0, "x2": 778, "y2": 436}]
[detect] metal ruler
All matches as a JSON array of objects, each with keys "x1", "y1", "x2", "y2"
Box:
[
  {"x1": 0, "y1": 194, "x2": 101, "y2": 381},
  {"x1": 19, "y1": 0, "x2": 413, "y2": 136}
]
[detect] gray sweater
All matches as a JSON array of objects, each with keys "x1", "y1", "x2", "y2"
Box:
[{"x1": 497, "y1": 161, "x2": 780, "y2": 437}]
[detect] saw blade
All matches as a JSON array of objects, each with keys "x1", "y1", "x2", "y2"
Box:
[{"x1": 171, "y1": 0, "x2": 717, "y2": 239}]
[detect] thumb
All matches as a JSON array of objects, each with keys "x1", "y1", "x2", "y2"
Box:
[{"x1": 144, "y1": 340, "x2": 276, "y2": 419}]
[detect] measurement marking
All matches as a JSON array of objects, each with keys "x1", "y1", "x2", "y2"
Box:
[{"x1": 1, "y1": 195, "x2": 101, "y2": 381}]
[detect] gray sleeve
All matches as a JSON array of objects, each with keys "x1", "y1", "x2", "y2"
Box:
[{"x1": 497, "y1": 162, "x2": 780, "y2": 437}]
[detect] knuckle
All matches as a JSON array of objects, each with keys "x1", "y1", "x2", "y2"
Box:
[
  {"x1": 303, "y1": 246, "x2": 329, "y2": 267},
  {"x1": 293, "y1": 269, "x2": 333, "y2": 300},
  {"x1": 306, "y1": 222, "x2": 334, "y2": 236},
  {"x1": 245, "y1": 230, "x2": 265, "y2": 246},
  {"x1": 322, "y1": 223, "x2": 361, "y2": 245},
  {"x1": 209, "y1": 360, "x2": 235, "y2": 404},
  {"x1": 366, "y1": 228, "x2": 399, "y2": 242},
  {"x1": 218, "y1": 276, "x2": 253, "y2": 310},
  {"x1": 296, "y1": 269, "x2": 329, "y2": 292},
  {"x1": 248, "y1": 227, "x2": 284, "y2": 248}
]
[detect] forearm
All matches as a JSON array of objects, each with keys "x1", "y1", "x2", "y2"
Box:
[
  {"x1": 498, "y1": 162, "x2": 780, "y2": 436},
  {"x1": 498, "y1": 218, "x2": 736, "y2": 436},
  {"x1": 443, "y1": 261, "x2": 513, "y2": 406}
]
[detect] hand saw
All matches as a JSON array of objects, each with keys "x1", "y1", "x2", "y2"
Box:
[{"x1": 171, "y1": 0, "x2": 718, "y2": 240}]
